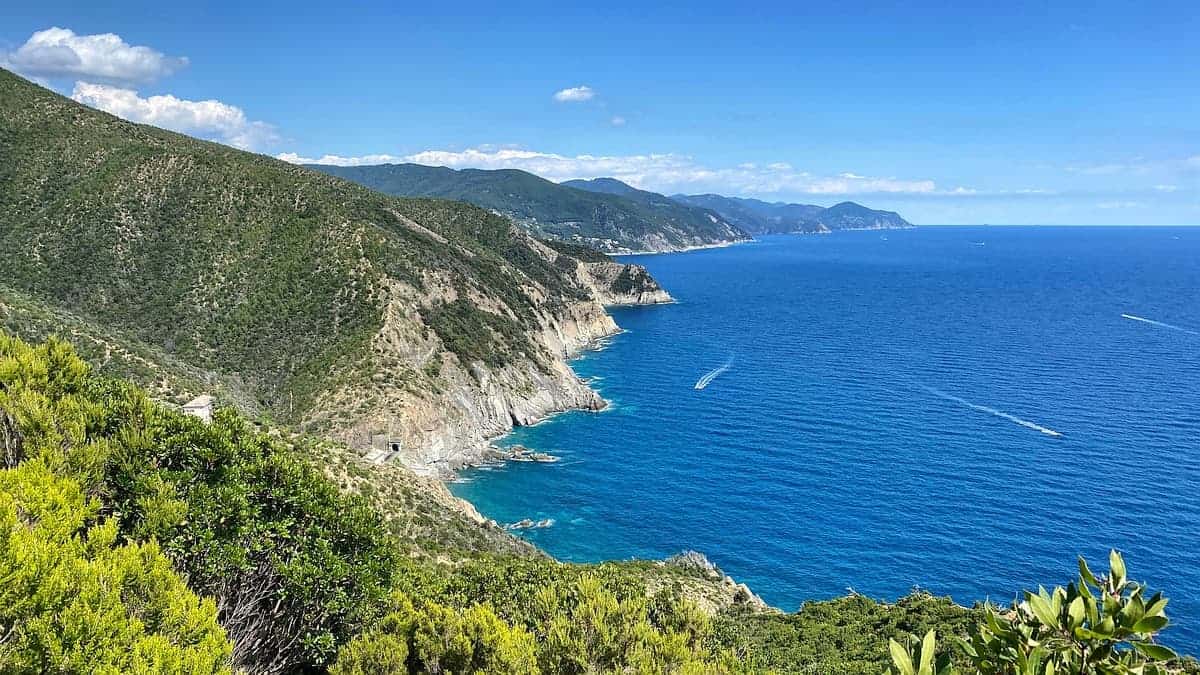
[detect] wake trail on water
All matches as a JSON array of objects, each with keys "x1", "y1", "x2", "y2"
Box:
[
  {"x1": 694, "y1": 360, "x2": 733, "y2": 390},
  {"x1": 921, "y1": 386, "x2": 1063, "y2": 437},
  {"x1": 1121, "y1": 314, "x2": 1198, "y2": 335}
]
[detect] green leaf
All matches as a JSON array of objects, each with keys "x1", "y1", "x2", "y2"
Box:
[
  {"x1": 890, "y1": 638, "x2": 916, "y2": 675},
  {"x1": 1067, "y1": 596, "x2": 1084, "y2": 629},
  {"x1": 1145, "y1": 595, "x2": 1168, "y2": 618},
  {"x1": 1027, "y1": 593, "x2": 1059, "y2": 629},
  {"x1": 1132, "y1": 615, "x2": 1168, "y2": 634},
  {"x1": 1084, "y1": 595, "x2": 1100, "y2": 625},
  {"x1": 1078, "y1": 556, "x2": 1099, "y2": 587},
  {"x1": 1109, "y1": 550, "x2": 1126, "y2": 586},
  {"x1": 1133, "y1": 642, "x2": 1178, "y2": 661},
  {"x1": 985, "y1": 607, "x2": 1012, "y2": 638},
  {"x1": 919, "y1": 630, "x2": 936, "y2": 674},
  {"x1": 953, "y1": 636, "x2": 977, "y2": 658}
]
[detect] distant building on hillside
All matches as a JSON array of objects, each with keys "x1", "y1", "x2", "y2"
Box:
[{"x1": 182, "y1": 395, "x2": 214, "y2": 423}]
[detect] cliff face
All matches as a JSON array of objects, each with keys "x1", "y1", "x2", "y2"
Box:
[
  {"x1": 312, "y1": 235, "x2": 676, "y2": 475},
  {"x1": 580, "y1": 262, "x2": 674, "y2": 306},
  {"x1": 313, "y1": 276, "x2": 619, "y2": 475}
]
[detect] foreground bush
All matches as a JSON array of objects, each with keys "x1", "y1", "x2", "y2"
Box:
[
  {"x1": 889, "y1": 551, "x2": 1184, "y2": 675},
  {"x1": 332, "y1": 576, "x2": 741, "y2": 674},
  {"x1": 0, "y1": 460, "x2": 232, "y2": 673},
  {"x1": 0, "y1": 332, "x2": 398, "y2": 673},
  {"x1": 332, "y1": 593, "x2": 537, "y2": 674}
]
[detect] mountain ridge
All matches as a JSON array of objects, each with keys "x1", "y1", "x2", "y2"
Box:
[
  {"x1": 671, "y1": 192, "x2": 913, "y2": 234},
  {"x1": 308, "y1": 163, "x2": 751, "y2": 253}
]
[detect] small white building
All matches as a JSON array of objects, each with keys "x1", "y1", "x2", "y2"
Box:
[{"x1": 182, "y1": 395, "x2": 214, "y2": 423}]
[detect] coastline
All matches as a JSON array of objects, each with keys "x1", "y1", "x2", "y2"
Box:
[
  {"x1": 457, "y1": 322, "x2": 629, "y2": 473},
  {"x1": 609, "y1": 224, "x2": 918, "y2": 256},
  {"x1": 612, "y1": 238, "x2": 754, "y2": 256}
]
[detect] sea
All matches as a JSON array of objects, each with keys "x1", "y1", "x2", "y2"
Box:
[{"x1": 451, "y1": 226, "x2": 1200, "y2": 650}]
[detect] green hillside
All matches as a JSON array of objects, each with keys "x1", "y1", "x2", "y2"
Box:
[
  {"x1": 673, "y1": 193, "x2": 912, "y2": 234},
  {"x1": 0, "y1": 67, "x2": 600, "y2": 439},
  {"x1": 310, "y1": 163, "x2": 750, "y2": 253}
]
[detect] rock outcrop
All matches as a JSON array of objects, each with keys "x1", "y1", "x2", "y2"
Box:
[
  {"x1": 580, "y1": 261, "x2": 674, "y2": 306},
  {"x1": 660, "y1": 551, "x2": 771, "y2": 613}
]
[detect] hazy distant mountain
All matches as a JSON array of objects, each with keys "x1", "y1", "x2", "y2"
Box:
[
  {"x1": 811, "y1": 201, "x2": 912, "y2": 231},
  {"x1": 310, "y1": 164, "x2": 749, "y2": 253},
  {"x1": 672, "y1": 193, "x2": 912, "y2": 234},
  {"x1": 559, "y1": 176, "x2": 645, "y2": 197}
]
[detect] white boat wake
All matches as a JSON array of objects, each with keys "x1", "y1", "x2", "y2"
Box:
[
  {"x1": 1121, "y1": 314, "x2": 1198, "y2": 335},
  {"x1": 694, "y1": 361, "x2": 732, "y2": 390},
  {"x1": 922, "y1": 386, "x2": 1062, "y2": 437}
]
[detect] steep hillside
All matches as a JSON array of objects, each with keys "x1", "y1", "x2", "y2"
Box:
[
  {"x1": 673, "y1": 193, "x2": 912, "y2": 234},
  {"x1": 0, "y1": 68, "x2": 659, "y2": 474},
  {"x1": 539, "y1": 239, "x2": 673, "y2": 305},
  {"x1": 309, "y1": 163, "x2": 749, "y2": 253}
]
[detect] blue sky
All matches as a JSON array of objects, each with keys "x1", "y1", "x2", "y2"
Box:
[{"x1": 3, "y1": 1, "x2": 1198, "y2": 224}]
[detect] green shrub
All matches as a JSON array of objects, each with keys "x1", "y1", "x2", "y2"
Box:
[
  {"x1": 958, "y1": 551, "x2": 1178, "y2": 674},
  {"x1": 889, "y1": 552, "x2": 1189, "y2": 675},
  {"x1": 0, "y1": 332, "x2": 399, "y2": 674},
  {"x1": 332, "y1": 593, "x2": 537, "y2": 674},
  {"x1": 711, "y1": 591, "x2": 978, "y2": 674},
  {"x1": 0, "y1": 459, "x2": 232, "y2": 674}
]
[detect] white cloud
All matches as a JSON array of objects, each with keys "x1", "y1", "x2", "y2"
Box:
[
  {"x1": 2, "y1": 27, "x2": 187, "y2": 85},
  {"x1": 280, "y1": 146, "x2": 944, "y2": 196},
  {"x1": 71, "y1": 82, "x2": 277, "y2": 150},
  {"x1": 275, "y1": 152, "x2": 405, "y2": 166},
  {"x1": 1154, "y1": 184, "x2": 1179, "y2": 193},
  {"x1": 610, "y1": 116, "x2": 626, "y2": 127},
  {"x1": 1097, "y1": 200, "x2": 1144, "y2": 209},
  {"x1": 553, "y1": 85, "x2": 595, "y2": 103}
]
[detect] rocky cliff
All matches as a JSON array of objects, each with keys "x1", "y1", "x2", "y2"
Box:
[
  {"x1": 580, "y1": 261, "x2": 674, "y2": 306},
  {"x1": 0, "y1": 68, "x2": 672, "y2": 478},
  {"x1": 314, "y1": 267, "x2": 622, "y2": 476},
  {"x1": 318, "y1": 231, "x2": 686, "y2": 475}
]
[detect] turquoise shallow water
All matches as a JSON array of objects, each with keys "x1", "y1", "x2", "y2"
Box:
[{"x1": 451, "y1": 226, "x2": 1200, "y2": 651}]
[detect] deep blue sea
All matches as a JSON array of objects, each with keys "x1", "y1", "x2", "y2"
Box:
[{"x1": 452, "y1": 226, "x2": 1200, "y2": 651}]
